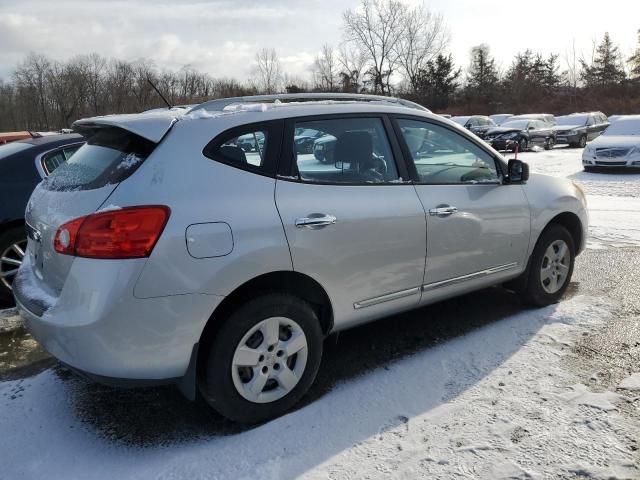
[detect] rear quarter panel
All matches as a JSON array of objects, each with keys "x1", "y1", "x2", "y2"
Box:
[{"x1": 100, "y1": 115, "x2": 293, "y2": 299}]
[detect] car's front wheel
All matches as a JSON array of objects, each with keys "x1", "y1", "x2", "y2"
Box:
[
  {"x1": 0, "y1": 226, "x2": 28, "y2": 303},
  {"x1": 201, "y1": 293, "x2": 323, "y2": 423},
  {"x1": 578, "y1": 135, "x2": 587, "y2": 148},
  {"x1": 544, "y1": 137, "x2": 555, "y2": 150},
  {"x1": 520, "y1": 224, "x2": 575, "y2": 307},
  {"x1": 516, "y1": 137, "x2": 527, "y2": 152}
]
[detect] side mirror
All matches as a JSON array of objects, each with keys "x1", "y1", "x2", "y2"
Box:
[
  {"x1": 506, "y1": 159, "x2": 530, "y2": 183},
  {"x1": 528, "y1": 126, "x2": 535, "y2": 130}
]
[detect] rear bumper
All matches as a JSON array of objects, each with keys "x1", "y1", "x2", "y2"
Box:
[{"x1": 14, "y1": 255, "x2": 223, "y2": 383}]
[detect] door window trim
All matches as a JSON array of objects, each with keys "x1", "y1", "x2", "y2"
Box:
[
  {"x1": 390, "y1": 114, "x2": 507, "y2": 185},
  {"x1": 277, "y1": 113, "x2": 411, "y2": 186}
]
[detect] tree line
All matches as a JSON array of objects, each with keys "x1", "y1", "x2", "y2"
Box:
[{"x1": 1, "y1": 0, "x2": 639, "y2": 132}]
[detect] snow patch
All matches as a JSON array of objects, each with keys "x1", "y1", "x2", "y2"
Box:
[
  {"x1": 558, "y1": 384, "x2": 621, "y2": 411},
  {"x1": 618, "y1": 373, "x2": 640, "y2": 391},
  {"x1": 116, "y1": 153, "x2": 143, "y2": 170},
  {"x1": 97, "y1": 204, "x2": 122, "y2": 213},
  {"x1": 223, "y1": 103, "x2": 268, "y2": 113}
]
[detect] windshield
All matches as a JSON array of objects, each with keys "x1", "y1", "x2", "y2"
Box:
[
  {"x1": 44, "y1": 128, "x2": 155, "y2": 191},
  {"x1": 603, "y1": 119, "x2": 640, "y2": 136},
  {"x1": 500, "y1": 120, "x2": 529, "y2": 129},
  {"x1": 0, "y1": 141, "x2": 31, "y2": 160},
  {"x1": 556, "y1": 115, "x2": 588, "y2": 126}
]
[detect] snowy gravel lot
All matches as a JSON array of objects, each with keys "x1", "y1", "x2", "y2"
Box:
[{"x1": 1, "y1": 147, "x2": 640, "y2": 479}]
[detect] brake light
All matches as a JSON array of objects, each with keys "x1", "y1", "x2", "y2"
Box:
[{"x1": 54, "y1": 206, "x2": 170, "y2": 259}]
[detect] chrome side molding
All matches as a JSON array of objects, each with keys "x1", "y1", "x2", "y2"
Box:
[
  {"x1": 422, "y1": 262, "x2": 519, "y2": 292},
  {"x1": 354, "y1": 286, "x2": 421, "y2": 309}
]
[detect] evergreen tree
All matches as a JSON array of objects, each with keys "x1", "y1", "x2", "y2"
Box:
[
  {"x1": 581, "y1": 32, "x2": 626, "y2": 88},
  {"x1": 415, "y1": 54, "x2": 460, "y2": 109},
  {"x1": 466, "y1": 44, "x2": 500, "y2": 103}
]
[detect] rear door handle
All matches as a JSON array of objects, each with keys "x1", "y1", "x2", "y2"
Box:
[
  {"x1": 429, "y1": 205, "x2": 458, "y2": 217},
  {"x1": 295, "y1": 214, "x2": 337, "y2": 228}
]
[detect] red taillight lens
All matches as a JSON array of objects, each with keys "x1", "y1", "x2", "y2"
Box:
[{"x1": 54, "y1": 206, "x2": 170, "y2": 259}]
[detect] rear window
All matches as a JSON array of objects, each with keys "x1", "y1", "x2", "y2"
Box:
[
  {"x1": 43, "y1": 128, "x2": 155, "y2": 191},
  {"x1": 0, "y1": 141, "x2": 31, "y2": 160}
]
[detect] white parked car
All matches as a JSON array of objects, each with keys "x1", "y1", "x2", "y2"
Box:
[{"x1": 582, "y1": 116, "x2": 640, "y2": 171}]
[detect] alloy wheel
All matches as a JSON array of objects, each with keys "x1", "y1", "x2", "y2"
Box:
[
  {"x1": 540, "y1": 240, "x2": 570, "y2": 294},
  {"x1": 231, "y1": 316, "x2": 308, "y2": 404},
  {"x1": 0, "y1": 239, "x2": 27, "y2": 291}
]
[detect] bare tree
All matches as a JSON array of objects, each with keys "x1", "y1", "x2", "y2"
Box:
[
  {"x1": 311, "y1": 44, "x2": 339, "y2": 91},
  {"x1": 343, "y1": 0, "x2": 408, "y2": 94},
  {"x1": 252, "y1": 48, "x2": 282, "y2": 94},
  {"x1": 395, "y1": 3, "x2": 449, "y2": 93},
  {"x1": 337, "y1": 44, "x2": 368, "y2": 92},
  {"x1": 563, "y1": 39, "x2": 580, "y2": 108}
]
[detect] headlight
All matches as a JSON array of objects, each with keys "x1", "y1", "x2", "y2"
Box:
[{"x1": 569, "y1": 128, "x2": 583, "y2": 135}]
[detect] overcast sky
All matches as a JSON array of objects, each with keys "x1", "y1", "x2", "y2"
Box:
[{"x1": 0, "y1": 0, "x2": 638, "y2": 82}]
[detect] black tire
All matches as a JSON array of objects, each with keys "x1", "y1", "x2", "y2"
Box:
[
  {"x1": 201, "y1": 293, "x2": 323, "y2": 424},
  {"x1": 0, "y1": 226, "x2": 27, "y2": 303},
  {"x1": 544, "y1": 137, "x2": 555, "y2": 150},
  {"x1": 583, "y1": 166, "x2": 596, "y2": 173},
  {"x1": 578, "y1": 135, "x2": 587, "y2": 148},
  {"x1": 520, "y1": 224, "x2": 575, "y2": 307},
  {"x1": 517, "y1": 137, "x2": 528, "y2": 152}
]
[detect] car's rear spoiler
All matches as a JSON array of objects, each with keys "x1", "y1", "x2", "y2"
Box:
[{"x1": 73, "y1": 111, "x2": 182, "y2": 143}]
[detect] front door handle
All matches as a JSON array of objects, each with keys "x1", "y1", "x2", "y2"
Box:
[
  {"x1": 295, "y1": 214, "x2": 337, "y2": 228},
  {"x1": 429, "y1": 205, "x2": 458, "y2": 217}
]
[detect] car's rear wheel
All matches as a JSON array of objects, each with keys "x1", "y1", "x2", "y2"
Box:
[
  {"x1": 201, "y1": 293, "x2": 323, "y2": 423},
  {"x1": 544, "y1": 137, "x2": 555, "y2": 150},
  {"x1": 520, "y1": 224, "x2": 575, "y2": 307},
  {"x1": 0, "y1": 227, "x2": 27, "y2": 302}
]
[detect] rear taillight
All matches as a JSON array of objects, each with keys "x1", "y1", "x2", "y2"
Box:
[{"x1": 54, "y1": 206, "x2": 170, "y2": 259}]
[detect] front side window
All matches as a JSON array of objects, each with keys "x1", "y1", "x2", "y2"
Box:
[
  {"x1": 293, "y1": 117, "x2": 400, "y2": 184},
  {"x1": 397, "y1": 118, "x2": 499, "y2": 184}
]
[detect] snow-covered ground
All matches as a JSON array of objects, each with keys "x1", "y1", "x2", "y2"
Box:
[{"x1": 1, "y1": 147, "x2": 640, "y2": 479}]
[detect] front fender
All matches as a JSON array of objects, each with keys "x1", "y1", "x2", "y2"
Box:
[{"x1": 522, "y1": 173, "x2": 588, "y2": 256}]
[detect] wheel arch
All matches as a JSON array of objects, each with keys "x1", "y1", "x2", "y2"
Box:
[
  {"x1": 194, "y1": 270, "x2": 334, "y2": 385},
  {"x1": 544, "y1": 211, "x2": 584, "y2": 254}
]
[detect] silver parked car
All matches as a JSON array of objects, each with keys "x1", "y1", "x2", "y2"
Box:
[{"x1": 14, "y1": 94, "x2": 588, "y2": 423}]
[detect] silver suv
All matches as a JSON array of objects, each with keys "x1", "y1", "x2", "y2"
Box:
[{"x1": 14, "y1": 94, "x2": 588, "y2": 423}]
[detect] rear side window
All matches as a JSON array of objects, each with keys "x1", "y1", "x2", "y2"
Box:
[
  {"x1": 203, "y1": 121, "x2": 282, "y2": 176},
  {"x1": 292, "y1": 117, "x2": 400, "y2": 184},
  {"x1": 44, "y1": 128, "x2": 154, "y2": 191},
  {"x1": 41, "y1": 145, "x2": 80, "y2": 175}
]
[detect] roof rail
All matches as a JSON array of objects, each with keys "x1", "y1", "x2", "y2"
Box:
[{"x1": 190, "y1": 93, "x2": 430, "y2": 113}]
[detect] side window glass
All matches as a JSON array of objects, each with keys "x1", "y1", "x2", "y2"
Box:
[
  {"x1": 587, "y1": 116, "x2": 595, "y2": 126},
  {"x1": 42, "y1": 149, "x2": 67, "y2": 176},
  {"x1": 397, "y1": 118, "x2": 499, "y2": 185},
  {"x1": 293, "y1": 117, "x2": 400, "y2": 184},
  {"x1": 63, "y1": 146, "x2": 80, "y2": 160},
  {"x1": 211, "y1": 129, "x2": 268, "y2": 169}
]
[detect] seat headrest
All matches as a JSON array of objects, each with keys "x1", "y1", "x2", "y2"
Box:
[
  {"x1": 220, "y1": 145, "x2": 247, "y2": 164},
  {"x1": 334, "y1": 131, "x2": 373, "y2": 170}
]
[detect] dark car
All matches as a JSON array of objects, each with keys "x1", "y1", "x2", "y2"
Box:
[
  {"x1": 0, "y1": 134, "x2": 83, "y2": 301},
  {"x1": 294, "y1": 128, "x2": 327, "y2": 154},
  {"x1": 552, "y1": 112, "x2": 609, "y2": 148},
  {"x1": 451, "y1": 115, "x2": 497, "y2": 138},
  {"x1": 484, "y1": 119, "x2": 556, "y2": 152}
]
